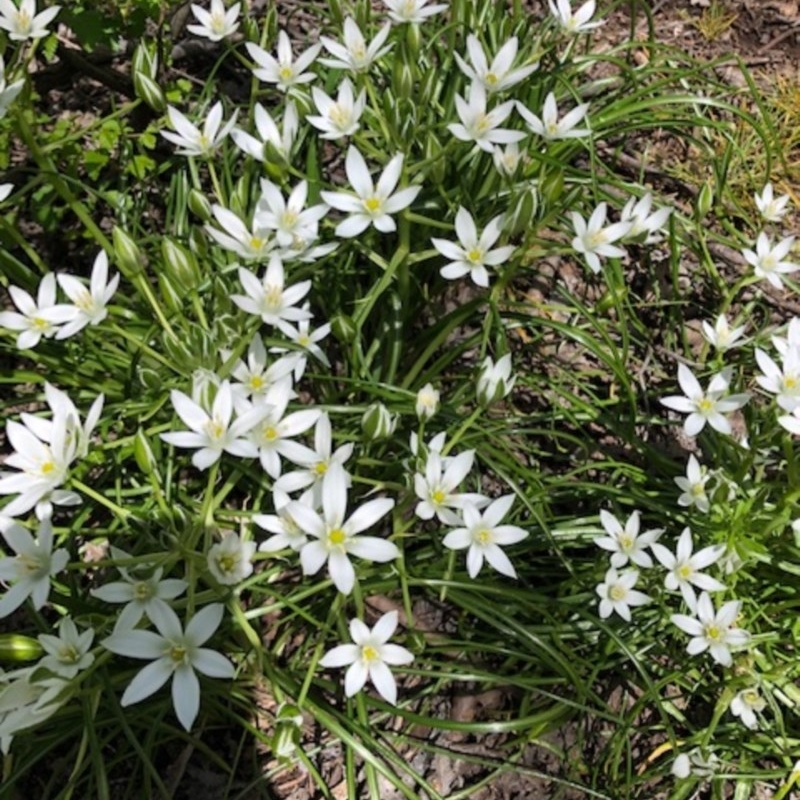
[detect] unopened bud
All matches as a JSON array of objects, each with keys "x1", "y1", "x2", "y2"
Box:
[
  {"x1": 361, "y1": 402, "x2": 398, "y2": 441},
  {"x1": 506, "y1": 187, "x2": 538, "y2": 236},
  {"x1": 0, "y1": 634, "x2": 43, "y2": 662},
  {"x1": 392, "y1": 57, "x2": 414, "y2": 101},
  {"x1": 696, "y1": 181, "x2": 714, "y2": 219},
  {"x1": 331, "y1": 313, "x2": 357, "y2": 344},
  {"x1": 540, "y1": 166, "x2": 564, "y2": 205},
  {"x1": 133, "y1": 73, "x2": 166, "y2": 113},
  {"x1": 162, "y1": 237, "x2": 200, "y2": 290},
  {"x1": 158, "y1": 272, "x2": 184, "y2": 315},
  {"x1": 415, "y1": 383, "x2": 440, "y2": 421},
  {"x1": 112, "y1": 227, "x2": 144, "y2": 278},
  {"x1": 476, "y1": 354, "x2": 515, "y2": 407},
  {"x1": 187, "y1": 188, "x2": 212, "y2": 222},
  {"x1": 133, "y1": 427, "x2": 156, "y2": 475},
  {"x1": 272, "y1": 702, "x2": 304, "y2": 760}
]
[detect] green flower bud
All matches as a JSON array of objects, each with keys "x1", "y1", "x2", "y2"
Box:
[
  {"x1": 272, "y1": 702, "x2": 304, "y2": 760},
  {"x1": 158, "y1": 272, "x2": 184, "y2": 315},
  {"x1": 162, "y1": 237, "x2": 200, "y2": 290},
  {"x1": 331, "y1": 313, "x2": 357, "y2": 344},
  {"x1": 696, "y1": 181, "x2": 714, "y2": 220},
  {"x1": 361, "y1": 402, "x2": 398, "y2": 441},
  {"x1": 506, "y1": 186, "x2": 538, "y2": 236},
  {"x1": 540, "y1": 166, "x2": 564, "y2": 205},
  {"x1": 189, "y1": 226, "x2": 208, "y2": 259},
  {"x1": 392, "y1": 57, "x2": 414, "y2": 101},
  {"x1": 133, "y1": 73, "x2": 166, "y2": 113},
  {"x1": 187, "y1": 188, "x2": 212, "y2": 222},
  {"x1": 133, "y1": 427, "x2": 156, "y2": 476},
  {"x1": 112, "y1": 227, "x2": 144, "y2": 278},
  {"x1": 0, "y1": 634, "x2": 43, "y2": 662}
]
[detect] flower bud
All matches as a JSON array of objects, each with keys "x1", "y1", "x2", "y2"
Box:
[
  {"x1": 477, "y1": 354, "x2": 515, "y2": 407},
  {"x1": 162, "y1": 237, "x2": 200, "y2": 290},
  {"x1": 158, "y1": 272, "x2": 184, "y2": 315},
  {"x1": 0, "y1": 634, "x2": 43, "y2": 662},
  {"x1": 112, "y1": 226, "x2": 144, "y2": 278},
  {"x1": 540, "y1": 166, "x2": 564, "y2": 205},
  {"x1": 361, "y1": 402, "x2": 398, "y2": 441},
  {"x1": 415, "y1": 383, "x2": 440, "y2": 421},
  {"x1": 133, "y1": 427, "x2": 157, "y2": 476},
  {"x1": 134, "y1": 73, "x2": 166, "y2": 112},
  {"x1": 272, "y1": 702, "x2": 304, "y2": 760},
  {"x1": 392, "y1": 57, "x2": 414, "y2": 102},
  {"x1": 331, "y1": 313, "x2": 357, "y2": 344},
  {"x1": 187, "y1": 188, "x2": 212, "y2": 222},
  {"x1": 696, "y1": 181, "x2": 714, "y2": 220},
  {"x1": 506, "y1": 186, "x2": 538, "y2": 236}
]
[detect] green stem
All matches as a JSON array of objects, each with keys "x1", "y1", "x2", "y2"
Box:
[{"x1": 71, "y1": 480, "x2": 131, "y2": 521}]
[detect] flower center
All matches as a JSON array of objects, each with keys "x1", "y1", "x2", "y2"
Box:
[
  {"x1": 134, "y1": 581, "x2": 153, "y2": 601},
  {"x1": 328, "y1": 527, "x2": 347, "y2": 547},
  {"x1": 690, "y1": 483, "x2": 705, "y2": 497},
  {"x1": 474, "y1": 114, "x2": 491, "y2": 134},
  {"x1": 16, "y1": 553, "x2": 44, "y2": 577},
  {"x1": 329, "y1": 104, "x2": 349, "y2": 127},
  {"x1": 32, "y1": 316, "x2": 49, "y2": 331},
  {"x1": 169, "y1": 644, "x2": 189, "y2": 665},
  {"x1": 586, "y1": 230, "x2": 608, "y2": 248},
  {"x1": 314, "y1": 461, "x2": 328, "y2": 476},
  {"x1": 363, "y1": 196, "x2": 382, "y2": 214},
  {"x1": 476, "y1": 528, "x2": 492, "y2": 546},
  {"x1": 618, "y1": 535, "x2": 634, "y2": 552},
  {"x1": 697, "y1": 397, "x2": 714, "y2": 414},
  {"x1": 431, "y1": 489, "x2": 446, "y2": 505},
  {"x1": 466, "y1": 248, "x2": 483, "y2": 264},
  {"x1": 40, "y1": 460, "x2": 56, "y2": 475},
  {"x1": 609, "y1": 584, "x2": 627, "y2": 601},
  {"x1": 762, "y1": 254, "x2": 777, "y2": 271},
  {"x1": 263, "y1": 284, "x2": 283, "y2": 310},
  {"x1": 281, "y1": 210, "x2": 298, "y2": 228},
  {"x1": 74, "y1": 289, "x2": 94, "y2": 312},
  {"x1": 16, "y1": 10, "x2": 31, "y2": 33},
  {"x1": 218, "y1": 554, "x2": 238, "y2": 574},
  {"x1": 197, "y1": 133, "x2": 210, "y2": 150},
  {"x1": 279, "y1": 65, "x2": 294, "y2": 81},
  {"x1": 298, "y1": 334, "x2": 310, "y2": 347},
  {"x1": 58, "y1": 643, "x2": 81, "y2": 664},
  {"x1": 485, "y1": 72, "x2": 499, "y2": 86},
  {"x1": 678, "y1": 564, "x2": 693, "y2": 580},
  {"x1": 249, "y1": 375, "x2": 265, "y2": 391},
  {"x1": 250, "y1": 236, "x2": 266, "y2": 252},
  {"x1": 210, "y1": 12, "x2": 226, "y2": 34},
  {"x1": 362, "y1": 644, "x2": 380, "y2": 662},
  {"x1": 262, "y1": 425, "x2": 278, "y2": 441},
  {"x1": 705, "y1": 623, "x2": 723, "y2": 642},
  {"x1": 205, "y1": 419, "x2": 225, "y2": 441}
]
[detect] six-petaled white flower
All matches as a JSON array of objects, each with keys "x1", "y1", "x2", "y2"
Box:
[
  {"x1": 570, "y1": 202, "x2": 631, "y2": 273},
  {"x1": 256, "y1": 179, "x2": 329, "y2": 248},
  {"x1": 548, "y1": 0, "x2": 602, "y2": 34},
  {"x1": 701, "y1": 314, "x2": 746, "y2": 352},
  {"x1": 755, "y1": 346, "x2": 800, "y2": 412},
  {"x1": 476, "y1": 353, "x2": 516, "y2": 406},
  {"x1": 232, "y1": 256, "x2": 313, "y2": 326},
  {"x1": 0, "y1": 519, "x2": 69, "y2": 618},
  {"x1": 670, "y1": 591, "x2": 750, "y2": 667},
  {"x1": 754, "y1": 183, "x2": 790, "y2": 224},
  {"x1": 187, "y1": 0, "x2": 240, "y2": 41},
  {"x1": 442, "y1": 495, "x2": 528, "y2": 579},
  {"x1": 674, "y1": 454, "x2": 711, "y2": 513},
  {"x1": 161, "y1": 102, "x2": 237, "y2": 158},
  {"x1": 254, "y1": 489, "x2": 310, "y2": 553},
  {"x1": 620, "y1": 192, "x2": 672, "y2": 244},
  {"x1": 431, "y1": 206, "x2": 514, "y2": 288},
  {"x1": 246, "y1": 32, "x2": 321, "y2": 92},
  {"x1": 55, "y1": 250, "x2": 119, "y2": 339},
  {"x1": 319, "y1": 17, "x2": 392, "y2": 72},
  {"x1": 289, "y1": 464, "x2": 398, "y2": 595},
  {"x1": 231, "y1": 101, "x2": 298, "y2": 162},
  {"x1": 307, "y1": 78, "x2": 367, "y2": 139},
  {"x1": 518, "y1": 92, "x2": 590, "y2": 140},
  {"x1": 454, "y1": 35, "x2": 537, "y2": 93},
  {"x1": 414, "y1": 450, "x2": 485, "y2": 525},
  {"x1": 742, "y1": 233, "x2": 798, "y2": 290},
  {"x1": 448, "y1": 82, "x2": 525, "y2": 152},
  {"x1": 207, "y1": 532, "x2": 255, "y2": 585},
  {"x1": 319, "y1": 610, "x2": 414, "y2": 705},
  {"x1": 651, "y1": 527, "x2": 725, "y2": 611},
  {"x1": 595, "y1": 509, "x2": 661, "y2": 568},
  {"x1": 730, "y1": 687, "x2": 765, "y2": 730},
  {"x1": 596, "y1": 567, "x2": 650, "y2": 621},
  {"x1": 660, "y1": 364, "x2": 750, "y2": 437},
  {"x1": 0, "y1": 0, "x2": 60, "y2": 41},
  {"x1": 383, "y1": 0, "x2": 448, "y2": 24},
  {"x1": 37, "y1": 617, "x2": 94, "y2": 679},
  {"x1": 321, "y1": 147, "x2": 420, "y2": 237},
  {"x1": 102, "y1": 603, "x2": 235, "y2": 731}
]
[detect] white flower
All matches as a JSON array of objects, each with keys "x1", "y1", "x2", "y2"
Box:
[
  {"x1": 454, "y1": 35, "x2": 537, "y2": 93},
  {"x1": 701, "y1": 314, "x2": 746, "y2": 352},
  {"x1": 206, "y1": 205, "x2": 275, "y2": 261},
  {"x1": 755, "y1": 346, "x2": 800, "y2": 412},
  {"x1": 660, "y1": 364, "x2": 750, "y2": 437},
  {"x1": 320, "y1": 147, "x2": 420, "y2": 237},
  {"x1": 476, "y1": 353, "x2": 515, "y2": 406},
  {"x1": 772, "y1": 317, "x2": 800, "y2": 358},
  {"x1": 207, "y1": 532, "x2": 255, "y2": 585},
  {"x1": 754, "y1": 183, "x2": 790, "y2": 223},
  {"x1": 595, "y1": 509, "x2": 661, "y2": 568},
  {"x1": 161, "y1": 102, "x2": 237, "y2": 158},
  {"x1": 383, "y1": 0, "x2": 448, "y2": 24},
  {"x1": 187, "y1": 0, "x2": 240, "y2": 42},
  {"x1": 674, "y1": 454, "x2": 711, "y2": 513},
  {"x1": 0, "y1": 519, "x2": 69, "y2": 618},
  {"x1": 670, "y1": 592, "x2": 750, "y2": 667},
  {"x1": 90, "y1": 554, "x2": 188, "y2": 632},
  {"x1": 319, "y1": 611, "x2": 414, "y2": 704},
  {"x1": 38, "y1": 617, "x2": 94, "y2": 679},
  {"x1": 290, "y1": 464, "x2": 398, "y2": 595},
  {"x1": 231, "y1": 101, "x2": 298, "y2": 162},
  {"x1": 414, "y1": 450, "x2": 486, "y2": 525},
  {"x1": 55, "y1": 250, "x2": 119, "y2": 339},
  {"x1": 231, "y1": 256, "x2": 313, "y2": 326},
  {"x1": 246, "y1": 32, "x2": 321, "y2": 92},
  {"x1": 274, "y1": 412, "x2": 354, "y2": 496},
  {"x1": 160, "y1": 380, "x2": 267, "y2": 470},
  {"x1": 0, "y1": 273, "x2": 77, "y2": 350},
  {"x1": 548, "y1": 0, "x2": 602, "y2": 34},
  {"x1": 0, "y1": 0, "x2": 60, "y2": 41},
  {"x1": 307, "y1": 78, "x2": 366, "y2": 139},
  {"x1": 0, "y1": 183, "x2": 11, "y2": 201},
  {"x1": 272, "y1": 312, "x2": 332, "y2": 381},
  {"x1": 102, "y1": 603, "x2": 235, "y2": 731},
  {"x1": 742, "y1": 233, "x2": 798, "y2": 290},
  {"x1": 492, "y1": 142, "x2": 523, "y2": 177},
  {"x1": 239, "y1": 378, "x2": 320, "y2": 479},
  {"x1": 651, "y1": 527, "x2": 725, "y2": 611},
  {"x1": 620, "y1": 193, "x2": 671, "y2": 244},
  {"x1": 730, "y1": 687, "x2": 765, "y2": 730},
  {"x1": 319, "y1": 17, "x2": 392, "y2": 72},
  {"x1": 431, "y1": 207, "x2": 514, "y2": 288},
  {"x1": 254, "y1": 489, "x2": 309, "y2": 552},
  {"x1": 517, "y1": 92, "x2": 590, "y2": 140},
  {"x1": 415, "y1": 383, "x2": 440, "y2": 421},
  {"x1": 595, "y1": 567, "x2": 650, "y2": 621},
  {"x1": 222, "y1": 335, "x2": 296, "y2": 402},
  {"x1": 442, "y1": 495, "x2": 528, "y2": 578},
  {"x1": 256, "y1": 179, "x2": 329, "y2": 248},
  {"x1": 570, "y1": 202, "x2": 631, "y2": 274},
  {"x1": 448, "y1": 82, "x2": 525, "y2": 153}
]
